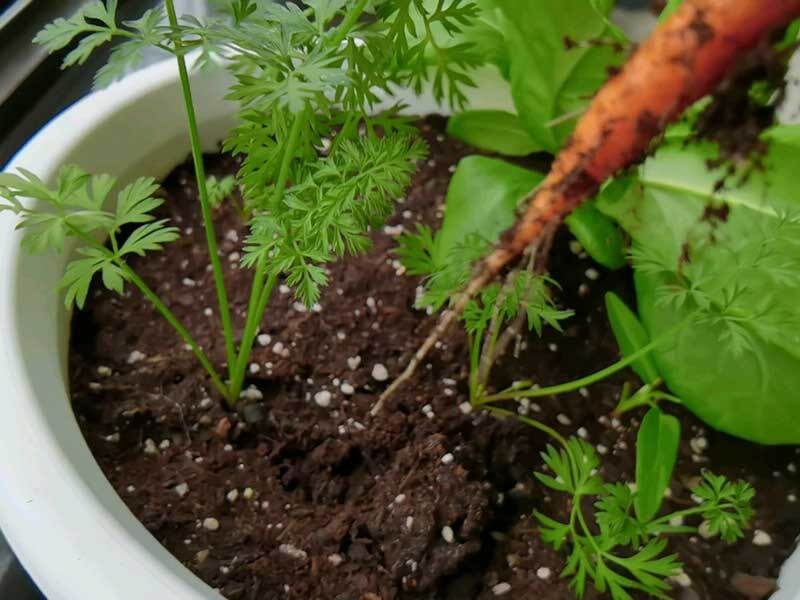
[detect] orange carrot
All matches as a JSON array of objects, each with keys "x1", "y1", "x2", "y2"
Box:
[
  {"x1": 486, "y1": 0, "x2": 800, "y2": 277},
  {"x1": 374, "y1": 0, "x2": 800, "y2": 412}
]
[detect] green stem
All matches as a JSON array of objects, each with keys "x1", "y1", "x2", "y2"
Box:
[
  {"x1": 476, "y1": 328, "x2": 679, "y2": 405},
  {"x1": 229, "y1": 114, "x2": 306, "y2": 401},
  {"x1": 227, "y1": 0, "x2": 370, "y2": 401},
  {"x1": 120, "y1": 263, "x2": 230, "y2": 401},
  {"x1": 330, "y1": 0, "x2": 369, "y2": 46},
  {"x1": 483, "y1": 405, "x2": 568, "y2": 448},
  {"x1": 651, "y1": 391, "x2": 683, "y2": 404},
  {"x1": 165, "y1": 0, "x2": 237, "y2": 377},
  {"x1": 649, "y1": 503, "x2": 737, "y2": 529},
  {"x1": 329, "y1": 112, "x2": 357, "y2": 156},
  {"x1": 229, "y1": 271, "x2": 278, "y2": 401},
  {"x1": 468, "y1": 331, "x2": 482, "y2": 401},
  {"x1": 480, "y1": 313, "x2": 503, "y2": 386},
  {"x1": 575, "y1": 504, "x2": 602, "y2": 554}
]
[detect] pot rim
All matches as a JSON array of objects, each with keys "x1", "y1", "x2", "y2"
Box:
[{"x1": 0, "y1": 58, "x2": 224, "y2": 600}]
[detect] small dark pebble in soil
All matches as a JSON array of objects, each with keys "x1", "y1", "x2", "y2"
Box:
[{"x1": 70, "y1": 117, "x2": 799, "y2": 599}]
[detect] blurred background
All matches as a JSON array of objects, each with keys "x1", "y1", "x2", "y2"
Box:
[{"x1": 0, "y1": 0, "x2": 654, "y2": 597}]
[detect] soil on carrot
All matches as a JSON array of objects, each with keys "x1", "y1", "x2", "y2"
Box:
[
  {"x1": 70, "y1": 117, "x2": 799, "y2": 600},
  {"x1": 692, "y1": 39, "x2": 788, "y2": 169}
]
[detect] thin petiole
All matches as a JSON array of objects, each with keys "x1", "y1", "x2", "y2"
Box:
[
  {"x1": 330, "y1": 0, "x2": 369, "y2": 46},
  {"x1": 475, "y1": 325, "x2": 686, "y2": 405},
  {"x1": 119, "y1": 264, "x2": 230, "y2": 400},
  {"x1": 482, "y1": 405, "x2": 568, "y2": 448},
  {"x1": 165, "y1": 0, "x2": 237, "y2": 378},
  {"x1": 229, "y1": 271, "x2": 278, "y2": 402}
]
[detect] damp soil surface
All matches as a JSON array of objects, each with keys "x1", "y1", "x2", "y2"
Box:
[{"x1": 70, "y1": 117, "x2": 799, "y2": 600}]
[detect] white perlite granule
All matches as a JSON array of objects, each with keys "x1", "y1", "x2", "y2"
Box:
[
  {"x1": 372, "y1": 363, "x2": 389, "y2": 381},
  {"x1": 203, "y1": 517, "x2": 220, "y2": 531},
  {"x1": 314, "y1": 390, "x2": 332, "y2": 408},
  {"x1": 279, "y1": 544, "x2": 308, "y2": 561},
  {"x1": 328, "y1": 553, "x2": 344, "y2": 567},
  {"x1": 753, "y1": 529, "x2": 773, "y2": 546},
  {"x1": 698, "y1": 520, "x2": 714, "y2": 539},
  {"x1": 442, "y1": 526, "x2": 455, "y2": 544},
  {"x1": 670, "y1": 570, "x2": 692, "y2": 588},
  {"x1": 239, "y1": 386, "x2": 263, "y2": 401},
  {"x1": 492, "y1": 582, "x2": 512, "y2": 596},
  {"x1": 143, "y1": 438, "x2": 158, "y2": 455},
  {"x1": 690, "y1": 436, "x2": 709, "y2": 454},
  {"x1": 127, "y1": 350, "x2": 146, "y2": 364}
]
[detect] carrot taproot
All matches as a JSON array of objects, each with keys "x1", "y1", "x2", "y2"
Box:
[
  {"x1": 488, "y1": 0, "x2": 800, "y2": 276},
  {"x1": 373, "y1": 0, "x2": 800, "y2": 413}
]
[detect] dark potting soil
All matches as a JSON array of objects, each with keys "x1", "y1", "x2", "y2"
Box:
[
  {"x1": 70, "y1": 117, "x2": 799, "y2": 600},
  {"x1": 690, "y1": 36, "x2": 789, "y2": 172}
]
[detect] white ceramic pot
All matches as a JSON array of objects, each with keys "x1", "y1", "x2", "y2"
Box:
[
  {"x1": 0, "y1": 57, "x2": 797, "y2": 600},
  {"x1": 0, "y1": 57, "x2": 509, "y2": 599}
]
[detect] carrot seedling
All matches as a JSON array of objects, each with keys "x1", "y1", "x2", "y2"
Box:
[{"x1": 2, "y1": 0, "x2": 484, "y2": 404}]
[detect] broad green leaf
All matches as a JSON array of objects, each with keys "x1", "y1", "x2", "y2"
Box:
[
  {"x1": 498, "y1": 0, "x2": 625, "y2": 153},
  {"x1": 447, "y1": 110, "x2": 541, "y2": 156},
  {"x1": 635, "y1": 407, "x2": 680, "y2": 522},
  {"x1": 433, "y1": 155, "x2": 543, "y2": 265},
  {"x1": 565, "y1": 201, "x2": 626, "y2": 269},
  {"x1": 761, "y1": 124, "x2": 800, "y2": 146},
  {"x1": 599, "y1": 138, "x2": 800, "y2": 444},
  {"x1": 605, "y1": 292, "x2": 660, "y2": 384}
]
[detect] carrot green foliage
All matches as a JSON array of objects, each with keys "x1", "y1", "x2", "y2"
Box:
[
  {"x1": 2, "y1": 0, "x2": 486, "y2": 403},
  {"x1": 534, "y1": 430, "x2": 753, "y2": 600},
  {"x1": 399, "y1": 0, "x2": 765, "y2": 596}
]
